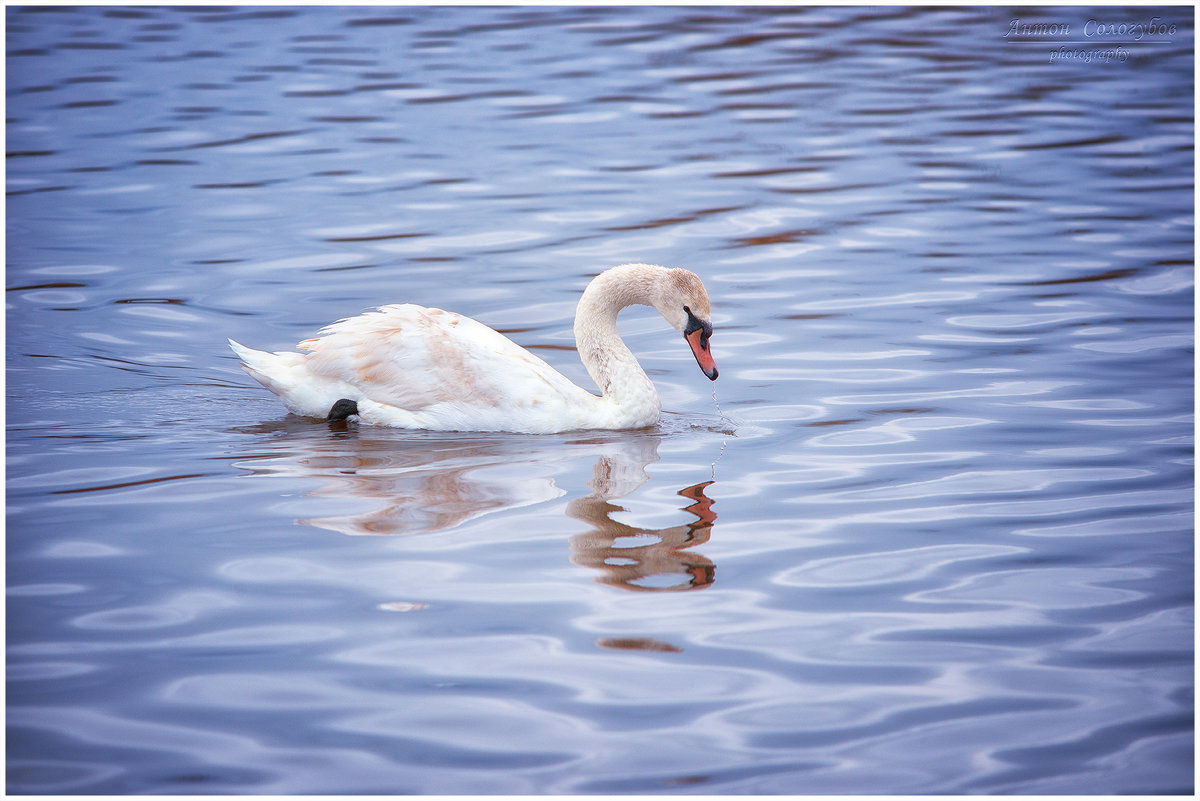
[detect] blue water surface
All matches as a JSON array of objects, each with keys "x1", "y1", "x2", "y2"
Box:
[{"x1": 6, "y1": 5, "x2": 1194, "y2": 794}]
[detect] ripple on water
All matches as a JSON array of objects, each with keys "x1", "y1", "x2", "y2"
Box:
[
  {"x1": 73, "y1": 606, "x2": 196, "y2": 631},
  {"x1": 775, "y1": 543, "x2": 1025, "y2": 587},
  {"x1": 806, "y1": 416, "x2": 994, "y2": 447}
]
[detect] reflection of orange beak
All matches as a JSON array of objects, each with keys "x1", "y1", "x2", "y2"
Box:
[{"x1": 686, "y1": 328, "x2": 718, "y2": 380}]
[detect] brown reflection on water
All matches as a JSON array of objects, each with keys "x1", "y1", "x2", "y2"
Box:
[
  {"x1": 596, "y1": 637, "x2": 683, "y2": 653},
  {"x1": 234, "y1": 422, "x2": 716, "y2": 591},
  {"x1": 234, "y1": 423, "x2": 565, "y2": 535},
  {"x1": 568, "y1": 457, "x2": 716, "y2": 593}
]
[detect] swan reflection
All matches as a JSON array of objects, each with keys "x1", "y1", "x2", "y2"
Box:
[
  {"x1": 234, "y1": 420, "x2": 717, "y2": 591},
  {"x1": 567, "y1": 455, "x2": 715, "y2": 591}
]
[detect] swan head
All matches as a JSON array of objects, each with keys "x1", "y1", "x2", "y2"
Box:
[
  {"x1": 578, "y1": 263, "x2": 720, "y2": 384},
  {"x1": 656, "y1": 268, "x2": 718, "y2": 382}
]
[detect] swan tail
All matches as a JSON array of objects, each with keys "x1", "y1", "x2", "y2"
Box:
[{"x1": 228, "y1": 339, "x2": 306, "y2": 400}]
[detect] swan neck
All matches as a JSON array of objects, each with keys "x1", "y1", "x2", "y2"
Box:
[{"x1": 573, "y1": 268, "x2": 660, "y2": 412}]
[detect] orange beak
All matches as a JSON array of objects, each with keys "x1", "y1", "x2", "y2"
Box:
[{"x1": 686, "y1": 327, "x2": 718, "y2": 381}]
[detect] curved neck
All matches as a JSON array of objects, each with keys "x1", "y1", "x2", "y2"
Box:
[{"x1": 573, "y1": 266, "x2": 661, "y2": 410}]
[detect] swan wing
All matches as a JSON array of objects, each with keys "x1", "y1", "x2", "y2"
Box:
[{"x1": 302, "y1": 304, "x2": 591, "y2": 424}]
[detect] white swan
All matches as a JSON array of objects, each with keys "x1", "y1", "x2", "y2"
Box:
[{"x1": 228, "y1": 263, "x2": 718, "y2": 433}]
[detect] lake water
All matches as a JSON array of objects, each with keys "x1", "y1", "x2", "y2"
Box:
[{"x1": 5, "y1": 5, "x2": 1193, "y2": 794}]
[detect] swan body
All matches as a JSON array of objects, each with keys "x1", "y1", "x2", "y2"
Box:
[{"x1": 229, "y1": 263, "x2": 718, "y2": 433}]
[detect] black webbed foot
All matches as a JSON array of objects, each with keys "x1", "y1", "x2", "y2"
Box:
[{"x1": 327, "y1": 398, "x2": 359, "y2": 422}]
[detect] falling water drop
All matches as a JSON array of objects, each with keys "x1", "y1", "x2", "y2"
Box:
[{"x1": 710, "y1": 383, "x2": 729, "y2": 480}]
